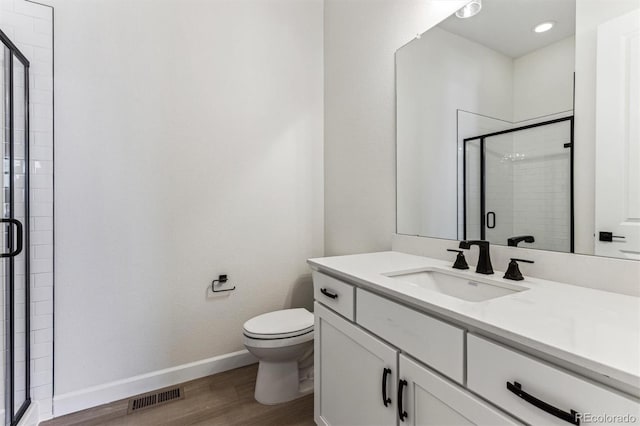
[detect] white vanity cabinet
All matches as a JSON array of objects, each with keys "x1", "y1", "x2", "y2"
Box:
[
  {"x1": 467, "y1": 335, "x2": 640, "y2": 426},
  {"x1": 313, "y1": 272, "x2": 523, "y2": 426},
  {"x1": 312, "y1": 269, "x2": 640, "y2": 426},
  {"x1": 314, "y1": 302, "x2": 397, "y2": 426},
  {"x1": 398, "y1": 355, "x2": 519, "y2": 426}
]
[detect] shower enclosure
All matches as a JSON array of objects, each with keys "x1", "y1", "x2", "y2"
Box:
[
  {"x1": 0, "y1": 29, "x2": 31, "y2": 426},
  {"x1": 462, "y1": 116, "x2": 574, "y2": 253}
]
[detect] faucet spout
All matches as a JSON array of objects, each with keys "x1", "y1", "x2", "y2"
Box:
[
  {"x1": 507, "y1": 235, "x2": 535, "y2": 247},
  {"x1": 459, "y1": 240, "x2": 494, "y2": 274}
]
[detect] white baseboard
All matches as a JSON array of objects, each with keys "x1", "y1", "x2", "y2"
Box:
[
  {"x1": 52, "y1": 349, "x2": 257, "y2": 417},
  {"x1": 18, "y1": 402, "x2": 39, "y2": 426}
]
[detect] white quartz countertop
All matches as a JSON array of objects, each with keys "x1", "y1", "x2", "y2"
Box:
[{"x1": 308, "y1": 251, "x2": 640, "y2": 393}]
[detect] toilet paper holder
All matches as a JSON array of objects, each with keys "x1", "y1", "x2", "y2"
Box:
[{"x1": 212, "y1": 274, "x2": 235, "y2": 293}]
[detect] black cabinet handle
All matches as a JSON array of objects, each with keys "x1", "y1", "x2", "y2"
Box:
[
  {"x1": 320, "y1": 288, "x2": 338, "y2": 299},
  {"x1": 507, "y1": 381, "x2": 580, "y2": 425},
  {"x1": 0, "y1": 219, "x2": 23, "y2": 258},
  {"x1": 397, "y1": 379, "x2": 408, "y2": 422},
  {"x1": 382, "y1": 368, "x2": 392, "y2": 407}
]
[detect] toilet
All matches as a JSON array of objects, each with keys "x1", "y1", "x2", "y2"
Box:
[{"x1": 243, "y1": 308, "x2": 314, "y2": 405}]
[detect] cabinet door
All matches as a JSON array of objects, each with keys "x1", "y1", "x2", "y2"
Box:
[
  {"x1": 315, "y1": 302, "x2": 398, "y2": 426},
  {"x1": 398, "y1": 355, "x2": 520, "y2": 426}
]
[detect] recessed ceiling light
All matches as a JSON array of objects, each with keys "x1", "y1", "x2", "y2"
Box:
[
  {"x1": 533, "y1": 21, "x2": 555, "y2": 33},
  {"x1": 456, "y1": 0, "x2": 482, "y2": 19}
]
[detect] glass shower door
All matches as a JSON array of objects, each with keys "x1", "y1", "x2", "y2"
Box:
[
  {"x1": 1, "y1": 29, "x2": 31, "y2": 426},
  {"x1": 484, "y1": 120, "x2": 572, "y2": 252}
]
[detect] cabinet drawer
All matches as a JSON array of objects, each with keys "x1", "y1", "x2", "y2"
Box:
[
  {"x1": 312, "y1": 271, "x2": 355, "y2": 320},
  {"x1": 467, "y1": 334, "x2": 640, "y2": 425},
  {"x1": 356, "y1": 289, "x2": 465, "y2": 384},
  {"x1": 400, "y1": 354, "x2": 521, "y2": 425}
]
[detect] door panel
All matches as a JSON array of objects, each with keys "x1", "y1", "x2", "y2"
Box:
[
  {"x1": 315, "y1": 302, "x2": 397, "y2": 426},
  {"x1": 595, "y1": 8, "x2": 640, "y2": 259},
  {"x1": 0, "y1": 28, "x2": 31, "y2": 426},
  {"x1": 399, "y1": 354, "x2": 520, "y2": 426}
]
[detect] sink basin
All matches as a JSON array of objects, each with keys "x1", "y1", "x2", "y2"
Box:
[{"x1": 384, "y1": 269, "x2": 527, "y2": 302}]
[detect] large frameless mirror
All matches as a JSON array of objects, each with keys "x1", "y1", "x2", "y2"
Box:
[{"x1": 396, "y1": 0, "x2": 640, "y2": 260}]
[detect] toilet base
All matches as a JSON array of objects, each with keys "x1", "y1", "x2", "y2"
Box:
[{"x1": 254, "y1": 360, "x2": 313, "y2": 405}]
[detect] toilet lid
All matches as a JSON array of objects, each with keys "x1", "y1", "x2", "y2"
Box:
[{"x1": 243, "y1": 308, "x2": 313, "y2": 339}]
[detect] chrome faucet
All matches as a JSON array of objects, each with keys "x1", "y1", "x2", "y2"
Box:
[{"x1": 459, "y1": 240, "x2": 494, "y2": 274}]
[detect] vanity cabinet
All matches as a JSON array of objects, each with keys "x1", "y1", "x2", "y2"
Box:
[
  {"x1": 467, "y1": 334, "x2": 640, "y2": 426},
  {"x1": 313, "y1": 272, "x2": 523, "y2": 426},
  {"x1": 312, "y1": 271, "x2": 355, "y2": 320},
  {"x1": 314, "y1": 302, "x2": 397, "y2": 426},
  {"x1": 398, "y1": 355, "x2": 519, "y2": 426},
  {"x1": 312, "y1": 270, "x2": 640, "y2": 426},
  {"x1": 357, "y1": 289, "x2": 465, "y2": 384}
]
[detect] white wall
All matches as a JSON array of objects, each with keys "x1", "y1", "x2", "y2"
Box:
[
  {"x1": 324, "y1": 0, "x2": 467, "y2": 255},
  {"x1": 396, "y1": 27, "x2": 513, "y2": 240},
  {"x1": 48, "y1": 0, "x2": 323, "y2": 410},
  {"x1": 574, "y1": 0, "x2": 640, "y2": 254},
  {"x1": 513, "y1": 36, "x2": 575, "y2": 122},
  {"x1": 0, "y1": 0, "x2": 55, "y2": 420}
]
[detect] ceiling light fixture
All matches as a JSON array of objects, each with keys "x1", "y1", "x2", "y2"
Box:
[
  {"x1": 533, "y1": 21, "x2": 555, "y2": 33},
  {"x1": 455, "y1": 0, "x2": 482, "y2": 19}
]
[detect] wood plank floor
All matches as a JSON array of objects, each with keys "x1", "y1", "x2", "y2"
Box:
[{"x1": 42, "y1": 364, "x2": 314, "y2": 426}]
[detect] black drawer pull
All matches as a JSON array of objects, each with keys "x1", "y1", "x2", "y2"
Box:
[
  {"x1": 382, "y1": 368, "x2": 391, "y2": 407},
  {"x1": 398, "y1": 379, "x2": 408, "y2": 422},
  {"x1": 320, "y1": 288, "x2": 338, "y2": 299},
  {"x1": 507, "y1": 381, "x2": 580, "y2": 425}
]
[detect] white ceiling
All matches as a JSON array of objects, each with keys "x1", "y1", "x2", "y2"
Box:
[{"x1": 439, "y1": 0, "x2": 576, "y2": 58}]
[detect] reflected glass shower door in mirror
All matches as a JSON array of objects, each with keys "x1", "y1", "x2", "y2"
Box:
[
  {"x1": 463, "y1": 117, "x2": 573, "y2": 252},
  {"x1": 1, "y1": 29, "x2": 31, "y2": 426}
]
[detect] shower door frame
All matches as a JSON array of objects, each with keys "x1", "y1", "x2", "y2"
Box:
[
  {"x1": 0, "y1": 28, "x2": 31, "y2": 426},
  {"x1": 462, "y1": 115, "x2": 575, "y2": 252}
]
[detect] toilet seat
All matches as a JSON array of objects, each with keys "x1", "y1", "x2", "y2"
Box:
[
  {"x1": 243, "y1": 308, "x2": 314, "y2": 340},
  {"x1": 244, "y1": 330, "x2": 313, "y2": 349}
]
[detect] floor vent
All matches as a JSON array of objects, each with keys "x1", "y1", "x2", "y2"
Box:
[{"x1": 127, "y1": 386, "x2": 184, "y2": 414}]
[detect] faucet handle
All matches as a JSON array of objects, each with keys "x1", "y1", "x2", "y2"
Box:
[
  {"x1": 447, "y1": 249, "x2": 469, "y2": 270},
  {"x1": 511, "y1": 258, "x2": 534, "y2": 264},
  {"x1": 503, "y1": 258, "x2": 534, "y2": 281}
]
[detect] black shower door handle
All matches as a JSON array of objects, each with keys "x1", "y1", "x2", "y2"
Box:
[
  {"x1": 487, "y1": 212, "x2": 496, "y2": 229},
  {"x1": 0, "y1": 218, "x2": 23, "y2": 258}
]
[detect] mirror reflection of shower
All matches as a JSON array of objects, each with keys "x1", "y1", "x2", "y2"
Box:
[{"x1": 460, "y1": 112, "x2": 573, "y2": 253}]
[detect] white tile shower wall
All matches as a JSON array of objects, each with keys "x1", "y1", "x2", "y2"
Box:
[
  {"x1": 0, "y1": 0, "x2": 54, "y2": 421},
  {"x1": 512, "y1": 122, "x2": 572, "y2": 253}
]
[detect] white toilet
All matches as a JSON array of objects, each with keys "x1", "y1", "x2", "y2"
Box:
[{"x1": 243, "y1": 308, "x2": 314, "y2": 405}]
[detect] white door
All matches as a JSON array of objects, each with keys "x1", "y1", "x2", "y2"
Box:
[
  {"x1": 314, "y1": 302, "x2": 398, "y2": 426},
  {"x1": 398, "y1": 354, "x2": 520, "y2": 426},
  {"x1": 595, "y1": 8, "x2": 640, "y2": 259}
]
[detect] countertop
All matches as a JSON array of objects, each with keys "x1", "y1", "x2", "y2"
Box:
[{"x1": 307, "y1": 251, "x2": 640, "y2": 394}]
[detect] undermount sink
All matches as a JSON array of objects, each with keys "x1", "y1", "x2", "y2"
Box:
[{"x1": 383, "y1": 269, "x2": 528, "y2": 302}]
